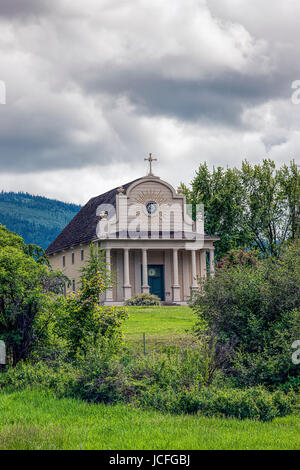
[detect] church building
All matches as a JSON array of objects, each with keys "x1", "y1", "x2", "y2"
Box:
[{"x1": 46, "y1": 156, "x2": 219, "y2": 305}]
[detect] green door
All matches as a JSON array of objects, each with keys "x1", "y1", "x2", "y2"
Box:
[{"x1": 147, "y1": 265, "x2": 165, "y2": 301}]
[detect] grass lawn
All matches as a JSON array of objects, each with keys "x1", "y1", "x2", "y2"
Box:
[
  {"x1": 0, "y1": 389, "x2": 299, "y2": 450},
  {"x1": 123, "y1": 305, "x2": 197, "y2": 350}
]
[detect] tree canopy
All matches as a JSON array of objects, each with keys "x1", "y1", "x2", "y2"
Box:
[{"x1": 182, "y1": 159, "x2": 300, "y2": 259}]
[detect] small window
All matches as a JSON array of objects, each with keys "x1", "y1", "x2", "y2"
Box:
[
  {"x1": 72, "y1": 252, "x2": 75, "y2": 264},
  {"x1": 62, "y1": 255, "x2": 65, "y2": 267},
  {"x1": 81, "y1": 249, "x2": 84, "y2": 261},
  {"x1": 146, "y1": 201, "x2": 158, "y2": 216},
  {"x1": 63, "y1": 283, "x2": 67, "y2": 297},
  {"x1": 72, "y1": 280, "x2": 75, "y2": 292}
]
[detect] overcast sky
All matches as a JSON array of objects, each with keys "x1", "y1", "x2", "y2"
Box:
[{"x1": 0, "y1": 0, "x2": 299, "y2": 204}]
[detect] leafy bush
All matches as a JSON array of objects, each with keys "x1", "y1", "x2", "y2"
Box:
[
  {"x1": 125, "y1": 293, "x2": 161, "y2": 306},
  {"x1": 69, "y1": 346, "x2": 206, "y2": 404},
  {"x1": 216, "y1": 248, "x2": 259, "y2": 269},
  {"x1": 126, "y1": 347, "x2": 206, "y2": 391},
  {"x1": 137, "y1": 386, "x2": 296, "y2": 421},
  {"x1": 0, "y1": 349, "x2": 297, "y2": 421},
  {"x1": 0, "y1": 361, "x2": 78, "y2": 397},
  {"x1": 191, "y1": 241, "x2": 300, "y2": 387},
  {"x1": 53, "y1": 246, "x2": 128, "y2": 358},
  {"x1": 278, "y1": 376, "x2": 300, "y2": 393},
  {"x1": 0, "y1": 226, "x2": 66, "y2": 366}
]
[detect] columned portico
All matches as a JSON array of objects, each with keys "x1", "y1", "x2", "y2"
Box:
[{"x1": 100, "y1": 241, "x2": 217, "y2": 305}]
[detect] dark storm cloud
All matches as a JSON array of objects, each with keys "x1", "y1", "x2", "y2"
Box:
[{"x1": 83, "y1": 68, "x2": 291, "y2": 126}]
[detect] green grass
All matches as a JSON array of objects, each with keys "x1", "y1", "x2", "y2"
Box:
[
  {"x1": 124, "y1": 306, "x2": 197, "y2": 350},
  {"x1": 2, "y1": 306, "x2": 298, "y2": 450},
  {"x1": 0, "y1": 389, "x2": 299, "y2": 450}
]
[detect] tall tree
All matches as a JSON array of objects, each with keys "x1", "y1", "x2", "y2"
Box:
[
  {"x1": 183, "y1": 159, "x2": 300, "y2": 259},
  {"x1": 0, "y1": 225, "x2": 65, "y2": 365}
]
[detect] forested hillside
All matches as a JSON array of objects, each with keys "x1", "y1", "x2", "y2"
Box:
[{"x1": 0, "y1": 191, "x2": 81, "y2": 249}]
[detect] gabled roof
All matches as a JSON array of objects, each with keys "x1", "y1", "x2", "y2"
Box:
[
  {"x1": 46, "y1": 176, "x2": 219, "y2": 255},
  {"x1": 45, "y1": 178, "x2": 141, "y2": 255}
]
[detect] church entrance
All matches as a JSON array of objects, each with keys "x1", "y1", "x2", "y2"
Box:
[{"x1": 147, "y1": 265, "x2": 165, "y2": 301}]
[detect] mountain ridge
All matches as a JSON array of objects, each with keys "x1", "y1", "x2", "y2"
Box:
[{"x1": 0, "y1": 191, "x2": 82, "y2": 250}]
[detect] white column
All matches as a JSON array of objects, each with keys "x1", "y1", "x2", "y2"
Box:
[
  {"x1": 105, "y1": 248, "x2": 113, "y2": 302},
  {"x1": 164, "y1": 250, "x2": 172, "y2": 303},
  {"x1": 172, "y1": 248, "x2": 181, "y2": 302},
  {"x1": 200, "y1": 249, "x2": 207, "y2": 278},
  {"x1": 123, "y1": 248, "x2": 132, "y2": 300},
  {"x1": 142, "y1": 249, "x2": 150, "y2": 294},
  {"x1": 209, "y1": 248, "x2": 215, "y2": 277},
  {"x1": 173, "y1": 248, "x2": 179, "y2": 284},
  {"x1": 191, "y1": 249, "x2": 198, "y2": 290}
]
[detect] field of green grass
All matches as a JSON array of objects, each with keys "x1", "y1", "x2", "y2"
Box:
[
  {"x1": 124, "y1": 305, "x2": 197, "y2": 350},
  {"x1": 0, "y1": 389, "x2": 299, "y2": 450},
  {"x1": 1, "y1": 306, "x2": 299, "y2": 450}
]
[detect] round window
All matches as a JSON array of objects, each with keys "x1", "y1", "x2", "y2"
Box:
[
  {"x1": 148, "y1": 268, "x2": 156, "y2": 277},
  {"x1": 146, "y1": 201, "x2": 158, "y2": 216}
]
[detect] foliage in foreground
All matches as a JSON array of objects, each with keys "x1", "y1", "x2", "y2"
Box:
[
  {"x1": 0, "y1": 226, "x2": 128, "y2": 365},
  {"x1": 138, "y1": 385, "x2": 296, "y2": 422},
  {"x1": 0, "y1": 353, "x2": 297, "y2": 422},
  {"x1": 0, "y1": 225, "x2": 66, "y2": 366},
  {"x1": 51, "y1": 245, "x2": 128, "y2": 358},
  {"x1": 191, "y1": 241, "x2": 300, "y2": 388}
]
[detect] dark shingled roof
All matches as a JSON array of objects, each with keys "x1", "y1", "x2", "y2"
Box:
[{"x1": 45, "y1": 178, "x2": 141, "y2": 255}]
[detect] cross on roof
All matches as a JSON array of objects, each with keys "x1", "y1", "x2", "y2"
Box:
[{"x1": 144, "y1": 153, "x2": 157, "y2": 176}]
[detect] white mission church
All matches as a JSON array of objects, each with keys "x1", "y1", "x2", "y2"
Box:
[{"x1": 46, "y1": 156, "x2": 219, "y2": 305}]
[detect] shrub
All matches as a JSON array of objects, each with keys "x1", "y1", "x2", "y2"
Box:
[
  {"x1": 0, "y1": 244, "x2": 66, "y2": 366},
  {"x1": 125, "y1": 293, "x2": 161, "y2": 306},
  {"x1": 191, "y1": 241, "x2": 300, "y2": 387},
  {"x1": 70, "y1": 347, "x2": 206, "y2": 404},
  {"x1": 278, "y1": 376, "x2": 300, "y2": 393},
  {"x1": 137, "y1": 386, "x2": 296, "y2": 421},
  {"x1": 0, "y1": 350, "x2": 297, "y2": 421},
  {"x1": 55, "y1": 246, "x2": 128, "y2": 358},
  {"x1": 127, "y1": 348, "x2": 205, "y2": 390},
  {"x1": 0, "y1": 361, "x2": 78, "y2": 397},
  {"x1": 216, "y1": 248, "x2": 259, "y2": 269},
  {"x1": 71, "y1": 344, "x2": 134, "y2": 404}
]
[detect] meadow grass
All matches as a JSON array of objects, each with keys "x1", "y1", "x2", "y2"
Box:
[
  {"x1": 123, "y1": 305, "x2": 197, "y2": 350},
  {"x1": 0, "y1": 389, "x2": 299, "y2": 450},
  {"x1": 2, "y1": 306, "x2": 299, "y2": 450}
]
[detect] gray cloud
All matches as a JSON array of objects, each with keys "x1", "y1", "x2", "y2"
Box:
[
  {"x1": 0, "y1": 0, "x2": 57, "y2": 19},
  {"x1": 0, "y1": 0, "x2": 299, "y2": 201},
  {"x1": 84, "y1": 69, "x2": 292, "y2": 125}
]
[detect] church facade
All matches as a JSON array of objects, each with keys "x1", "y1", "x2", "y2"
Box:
[{"x1": 46, "y1": 161, "x2": 219, "y2": 305}]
